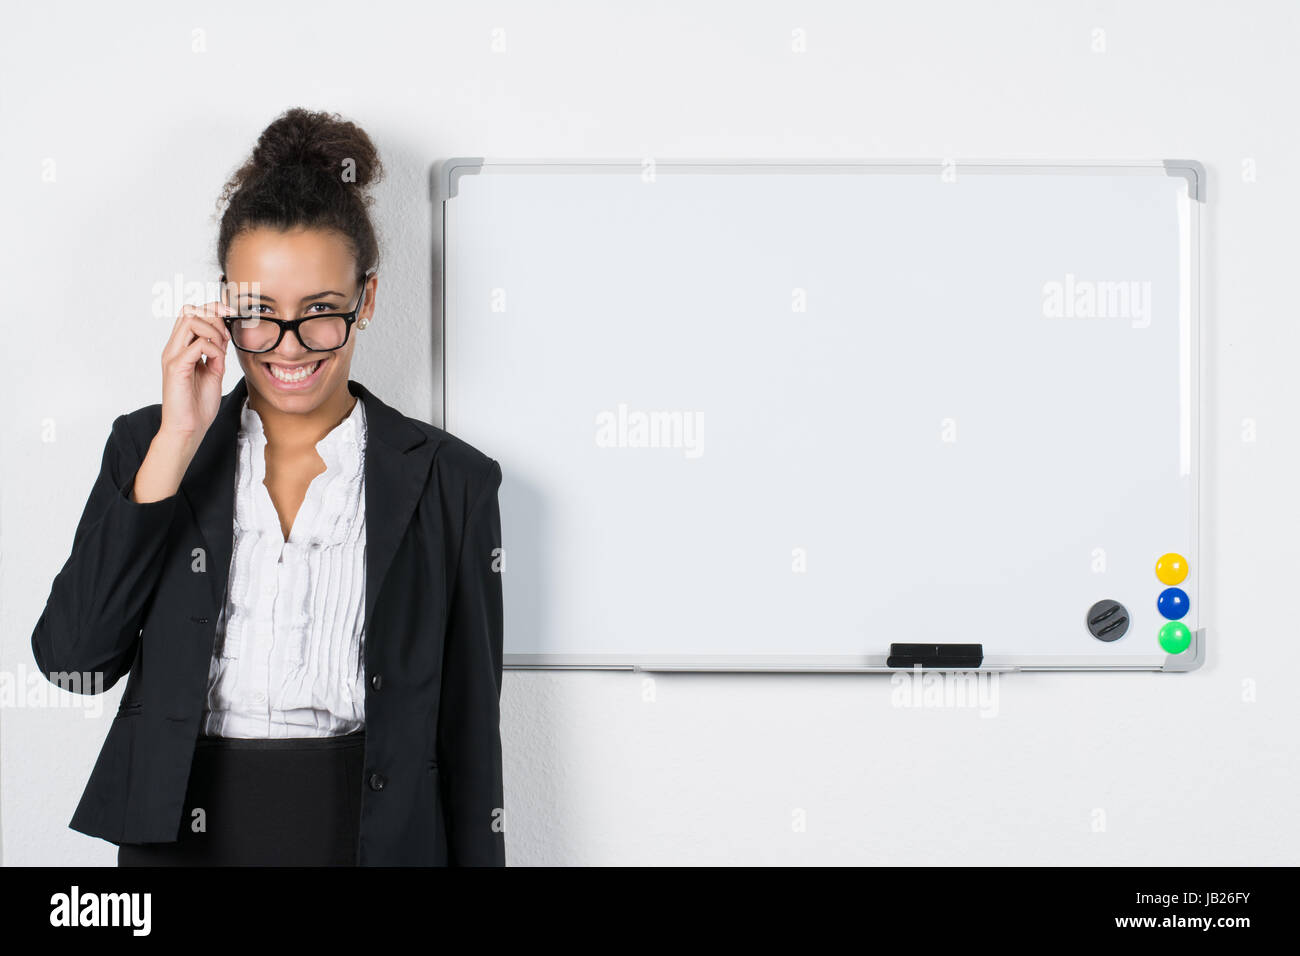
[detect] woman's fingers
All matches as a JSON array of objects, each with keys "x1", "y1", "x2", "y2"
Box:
[
  {"x1": 167, "y1": 317, "x2": 230, "y2": 369},
  {"x1": 166, "y1": 303, "x2": 231, "y2": 359},
  {"x1": 176, "y1": 335, "x2": 224, "y2": 368},
  {"x1": 157, "y1": 301, "x2": 230, "y2": 443},
  {"x1": 196, "y1": 341, "x2": 226, "y2": 379}
]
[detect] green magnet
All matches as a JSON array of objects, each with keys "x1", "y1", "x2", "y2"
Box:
[{"x1": 1159, "y1": 621, "x2": 1191, "y2": 654}]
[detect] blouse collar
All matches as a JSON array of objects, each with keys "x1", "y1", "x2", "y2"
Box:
[{"x1": 238, "y1": 394, "x2": 367, "y2": 469}]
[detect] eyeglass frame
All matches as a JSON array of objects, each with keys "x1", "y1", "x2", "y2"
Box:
[{"x1": 217, "y1": 270, "x2": 374, "y2": 354}]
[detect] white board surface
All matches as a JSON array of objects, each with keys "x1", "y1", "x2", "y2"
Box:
[{"x1": 440, "y1": 160, "x2": 1204, "y2": 671}]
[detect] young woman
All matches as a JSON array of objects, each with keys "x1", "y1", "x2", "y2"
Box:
[{"x1": 31, "y1": 108, "x2": 506, "y2": 866}]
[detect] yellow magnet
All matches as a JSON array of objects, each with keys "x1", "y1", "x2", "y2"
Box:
[{"x1": 1155, "y1": 552, "x2": 1188, "y2": 586}]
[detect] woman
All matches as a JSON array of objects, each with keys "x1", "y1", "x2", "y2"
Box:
[{"x1": 31, "y1": 108, "x2": 506, "y2": 866}]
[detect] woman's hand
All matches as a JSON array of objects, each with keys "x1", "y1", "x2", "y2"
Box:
[
  {"x1": 131, "y1": 302, "x2": 232, "y2": 503},
  {"x1": 159, "y1": 302, "x2": 232, "y2": 442}
]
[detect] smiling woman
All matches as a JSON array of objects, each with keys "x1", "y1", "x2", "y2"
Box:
[
  {"x1": 207, "y1": 112, "x2": 383, "y2": 576},
  {"x1": 32, "y1": 107, "x2": 506, "y2": 867}
]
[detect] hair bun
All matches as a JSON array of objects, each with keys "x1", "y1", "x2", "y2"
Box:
[
  {"x1": 247, "y1": 107, "x2": 383, "y2": 191},
  {"x1": 216, "y1": 108, "x2": 385, "y2": 277}
]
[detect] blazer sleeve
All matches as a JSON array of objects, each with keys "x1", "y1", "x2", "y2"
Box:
[
  {"x1": 31, "y1": 413, "x2": 178, "y2": 693},
  {"x1": 436, "y1": 458, "x2": 506, "y2": 866}
]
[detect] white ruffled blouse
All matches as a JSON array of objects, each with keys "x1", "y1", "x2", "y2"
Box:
[{"x1": 201, "y1": 395, "x2": 368, "y2": 738}]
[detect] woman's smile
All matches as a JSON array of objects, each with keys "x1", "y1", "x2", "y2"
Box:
[{"x1": 261, "y1": 355, "x2": 330, "y2": 390}]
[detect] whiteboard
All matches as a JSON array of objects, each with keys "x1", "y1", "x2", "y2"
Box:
[{"x1": 436, "y1": 159, "x2": 1205, "y2": 672}]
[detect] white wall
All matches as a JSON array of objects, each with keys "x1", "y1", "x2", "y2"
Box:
[{"x1": 2, "y1": 0, "x2": 1296, "y2": 866}]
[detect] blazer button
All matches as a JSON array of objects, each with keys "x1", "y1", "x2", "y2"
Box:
[
  {"x1": 368, "y1": 772, "x2": 386, "y2": 792},
  {"x1": 370, "y1": 674, "x2": 383, "y2": 691}
]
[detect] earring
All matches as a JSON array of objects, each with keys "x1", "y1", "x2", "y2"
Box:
[{"x1": 357, "y1": 317, "x2": 370, "y2": 330}]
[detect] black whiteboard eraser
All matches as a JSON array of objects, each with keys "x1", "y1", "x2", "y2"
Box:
[{"x1": 887, "y1": 643, "x2": 984, "y2": 668}]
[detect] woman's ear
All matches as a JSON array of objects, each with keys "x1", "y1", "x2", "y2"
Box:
[{"x1": 361, "y1": 271, "x2": 378, "y2": 323}]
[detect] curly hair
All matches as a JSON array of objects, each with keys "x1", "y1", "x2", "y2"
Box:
[{"x1": 216, "y1": 107, "x2": 385, "y2": 277}]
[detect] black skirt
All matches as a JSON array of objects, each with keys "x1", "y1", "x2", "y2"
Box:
[{"x1": 117, "y1": 728, "x2": 365, "y2": 867}]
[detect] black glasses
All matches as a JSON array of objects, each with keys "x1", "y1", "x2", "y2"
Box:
[{"x1": 219, "y1": 272, "x2": 372, "y2": 354}]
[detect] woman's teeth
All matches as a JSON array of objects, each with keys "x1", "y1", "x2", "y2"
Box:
[{"x1": 268, "y1": 360, "x2": 321, "y2": 383}]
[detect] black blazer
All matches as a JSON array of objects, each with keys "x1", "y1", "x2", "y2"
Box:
[{"x1": 31, "y1": 376, "x2": 505, "y2": 865}]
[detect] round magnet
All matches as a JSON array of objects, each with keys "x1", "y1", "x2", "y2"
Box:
[
  {"x1": 1086, "y1": 599, "x2": 1130, "y2": 641},
  {"x1": 1158, "y1": 621, "x2": 1191, "y2": 654},
  {"x1": 1157, "y1": 587, "x2": 1189, "y2": 620},
  {"x1": 1156, "y1": 552, "x2": 1188, "y2": 586}
]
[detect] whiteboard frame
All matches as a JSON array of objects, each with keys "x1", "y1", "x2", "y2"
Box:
[{"x1": 433, "y1": 158, "x2": 1207, "y2": 674}]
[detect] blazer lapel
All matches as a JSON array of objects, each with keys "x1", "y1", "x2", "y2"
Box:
[
  {"x1": 182, "y1": 377, "x2": 245, "y2": 613},
  {"x1": 181, "y1": 376, "x2": 443, "y2": 636},
  {"x1": 348, "y1": 379, "x2": 444, "y2": 632}
]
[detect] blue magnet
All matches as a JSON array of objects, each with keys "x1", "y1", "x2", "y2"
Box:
[{"x1": 1157, "y1": 587, "x2": 1189, "y2": 620}]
